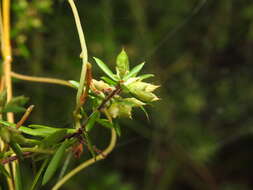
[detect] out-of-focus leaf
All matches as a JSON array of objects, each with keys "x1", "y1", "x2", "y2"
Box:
[
  {"x1": 42, "y1": 140, "x2": 69, "y2": 185},
  {"x1": 86, "y1": 111, "x2": 100, "y2": 132},
  {"x1": 0, "y1": 164, "x2": 10, "y2": 177},
  {"x1": 20, "y1": 125, "x2": 75, "y2": 137},
  {"x1": 138, "y1": 74, "x2": 154, "y2": 81},
  {"x1": 93, "y1": 57, "x2": 118, "y2": 81},
  {"x1": 114, "y1": 122, "x2": 121, "y2": 137},
  {"x1": 0, "y1": 90, "x2": 7, "y2": 107},
  {"x1": 123, "y1": 98, "x2": 146, "y2": 107},
  {"x1": 123, "y1": 62, "x2": 145, "y2": 81},
  {"x1": 7, "y1": 96, "x2": 29, "y2": 106},
  {"x1": 19, "y1": 127, "x2": 52, "y2": 137},
  {"x1": 84, "y1": 132, "x2": 96, "y2": 159},
  {"x1": 40, "y1": 129, "x2": 67, "y2": 147},
  {"x1": 0, "y1": 120, "x2": 16, "y2": 127},
  {"x1": 97, "y1": 119, "x2": 114, "y2": 129},
  {"x1": 30, "y1": 158, "x2": 49, "y2": 190},
  {"x1": 9, "y1": 142, "x2": 23, "y2": 160},
  {"x1": 0, "y1": 127, "x2": 11, "y2": 143},
  {"x1": 140, "y1": 106, "x2": 150, "y2": 121},
  {"x1": 2, "y1": 105, "x2": 26, "y2": 113},
  {"x1": 14, "y1": 161, "x2": 23, "y2": 190},
  {"x1": 101, "y1": 76, "x2": 117, "y2": 86}
]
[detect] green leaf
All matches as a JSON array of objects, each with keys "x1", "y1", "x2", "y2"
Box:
[
  {"x1": 97, "y1": 119, "x2": 114, "y2": 129},
  {"x1": 123, "y1": 98, "x2": 146, "y2": 107},
  {"x1": 9, "y1": 142, "x2": 23, "y2": 160},
  {"x1": 21, "y1": 125, "x2": 75, "y2": 138},
  {"x1": 42, "y1": 140, "x2": 69, "y2": 185},
  {"x1": 86, "y1": 111, "x2": 100, "y2": 132},
  {"x1": 2, "y1": 105, "x2": 26, "y2": 113},
  {"x1": 84, "y1": 132, "x2": 96, "y2": 159},
  {"x1": 123, "y1": 62, "x2": 145, "y2": 81},
  {"x1": 93, "y1": 57, "x2": 118, "y2": 81},
  {"x1": 101, "y1": 76, "x2": 117, "y2": 86},
  {"x1": 0, "y1": 90, "x2": 7, "y2": 107},
  {"x1": 116, "y1": 49, "x2": 129, "y2": 78},
  {"x1": 7, "y1": 96, "x2": 29, "y2": 106},
  {"x1": 138, "y1": 74, "x2": 154, "y2": 81},
  {"x1": 40, "y1": 129, "x2": 67, "y2": 147},
  {"x1": 0, "y1": 164, "x2": 10, "y2": 177},
  {"x1": 28, "y1": 124, "x2": 57, "y2": 129},
  {"x1": 19, "y1": 127, "x2": 52, "y2": 137},
  {"x1": 30, "y1": 159, "x2": 50, "y2": 190},
  {"x1": 0, "y1": 119, "x2": 16, "y2": 127},
  {"x1": 114, "y1": 122, "x2": 121, "y2": 137},
  {"x1": 140, "y1": 106, "x2": 150, "y2": 121},
  {"x1": 0, "y1": 127, "x2": 11, "y2": 143},
  {"x1": 14, "y1": 161, "x2": 23, "y2": 190}
]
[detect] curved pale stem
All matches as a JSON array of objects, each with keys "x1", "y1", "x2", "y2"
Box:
[
  {"x1": 11, "y1": 71, "x2": 73, "y2": 88},
  {"x1": 68, "y1": 0, "x2": 88, "y2": 106},
  {"x1": 52, "y1": 128, "x2": 117, "y2": 190}
]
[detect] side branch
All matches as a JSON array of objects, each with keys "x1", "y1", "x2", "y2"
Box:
[
  {"x1": 11, "y1": 71, "x2": 73, "y2": 88},
  {"x1": 52, "y1": 128, "x2": 117, "y2": 190}
]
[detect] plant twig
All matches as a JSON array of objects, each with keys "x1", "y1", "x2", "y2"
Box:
[
  {"x1": 11, "y1": 71, "x2": 73, "y2": 88},
  {"x1": 68, "y1": 0, "x2": 88, "y2": 107},
  {"x1": 1, "y1": 0, "x2": 15, "y2": 189},
  {"x1": 52, "y1": 128, "x2": 117, "y2": 190},
  {"x1": 97, "y1": 83, "x2": 121, "y2": 111},
  {"x1": 16, "y1": 105, "x2": 34, "y2": 129},
  {"x1": 1, "y1": 152, "x2": 32, "y2": 164}
]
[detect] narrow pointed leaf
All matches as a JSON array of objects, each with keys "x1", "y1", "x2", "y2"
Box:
[
  {"x1": 14, "y1": 161, "x2": 23, "y2": 190},
  {"x1": 0, "y1": 89, "x2": 7, "y2": 107},
  {"x1": 40, "y1": 129, "x2": 67, "y2": 147},
  {"x1": 30, "y1": 158, "x2": 49, "y2": 190},
  {"x1": 93, "y1": 57, "x2": 118, "y2": 81},
  {"x1": 140, "y1": 106, "x2": 150, "y2": 121},
  {"x1": 86, "y1": 111, "x2": 100, "y2": 132},
  {"x1": 123, "y1": 62, "x2": 145, "y2": 81},
  {"x1": 97, "y1": 119, "x2": 114, "y2": 129},
  {"x1": 138, "y1": 74, "x2": 154, "y2": 81},
  {"x1": 10, "y1": 142, "x2": 23, "y2": 160},
  {"x1": 7, "y1": 96, "x2": 29, "y2": 106},
  {"x1": 2, "y1": 105, "x2": 26, "y2": 113},
  {"x1": 0, "y1": 164, "x2": 10, "y2": 177},
  {"x1": 19, "y1": 127, "x2": 52, "y2": 137},
  {"x1": 114, "y1": 122, "x2": 121, "y2": 136},
  {"x1": 84, "y1": 132, "x2": 96, "y2": 159},
  {"x1": 0, "y1": 119, "x2": 16, "y2": 127},
  {"x1": 116, "y1": 49, "x2": 129, "y2": 78},
  {"x1": 101, "y1": 76, "x2": 117, "y2": 86},
  {"x1": 58, "y1": 153, "x2": 72, "y2": 180},
  {"x1": 42, "y1": 140, "x2": 68, "y2": 185}
]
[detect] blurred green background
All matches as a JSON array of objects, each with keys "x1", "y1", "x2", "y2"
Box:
[{"x1": 7, "y1": 0, "x2": 253, "y2": 189}]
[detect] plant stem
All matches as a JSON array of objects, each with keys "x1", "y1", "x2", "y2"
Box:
[
  {"x1": 2, "y1": 0, "x2": 13, "y2": 123},
  {"x1": 68, "y1": 0, "x2": 88, "y2": 107},
  {"x1": 52, "y1": 128, "x2": 117, "y2": 190},
  {"x1": 1, "y1": 0, "x2": 15, "y2": 189},
  {"x1": 16, "y1": 105, "x2": 34, "y2": 129},
  {"x1": 11, "y1": 71, "x2": 73, "y2": 88}
]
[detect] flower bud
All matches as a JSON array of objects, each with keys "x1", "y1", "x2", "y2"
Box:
[
  {"x1": 127, "y1": 81, "x2": 159, "y2": 102},
  {"x1": 92, "y1": 80, "x2": 114, "y2": 93},
  {"x1": 124, "y1": 98, "x2": 145, "y2": 107},
  {"x1": 108, "y1": 102, "x2": 119, "y2": 118},
  {"x1": 116, "y1": 49, "x2": 129, "y2": 78}
]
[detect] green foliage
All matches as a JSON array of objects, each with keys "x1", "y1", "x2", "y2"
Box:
[{"x1": 42, "y1": 140, "x2": 69, "y2": 185}]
